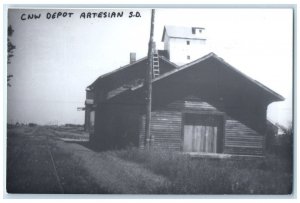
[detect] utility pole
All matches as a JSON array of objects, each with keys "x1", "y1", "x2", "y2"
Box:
[{"x1": 145, "y1": 9, "x2": 155, "y2": 149}]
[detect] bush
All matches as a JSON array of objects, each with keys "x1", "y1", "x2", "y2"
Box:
[
  {"x1": 267, "y1": 123, "x2": 293, "y2": 159},
  {"x1": 28, "y1": 123, "x2": 38, "y2": 127}
]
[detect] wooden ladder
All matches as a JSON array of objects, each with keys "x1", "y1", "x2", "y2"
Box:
[{"x1": 152, "y1": 51, "x2": 160, "y2": 78}]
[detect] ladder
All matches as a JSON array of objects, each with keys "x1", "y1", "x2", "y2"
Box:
[{"x1": 152, "y1": 51, "x2": 160, "y2": 78}]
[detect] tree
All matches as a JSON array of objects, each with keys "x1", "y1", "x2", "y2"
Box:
[
  {"x1": 274, "y1": 123, "x2": 293, "y2": 159},
  {"x1": 7, "y1": 25, "x2": 16, "y2": 87}
]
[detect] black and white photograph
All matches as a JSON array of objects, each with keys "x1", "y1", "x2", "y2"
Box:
[{"x1": 5, "y1": 6, "x2": 294, "y2": 195}]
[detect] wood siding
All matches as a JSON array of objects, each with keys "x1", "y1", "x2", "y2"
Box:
[
  {"x1": 184, "y1": 100, "x2": 264, "y2": 155},
  {"x1": 140, "y1": 97, "x2": 265, "y2": 155},
  {"x1": 139, "y1": 111, "x2": 182, "y2": 150},
  {"x1": 224, "y1": 120, "x2": 264, "y2": 155},
  {"x1": 89, "y1": 53, "x2": 280, "y2": 155}
]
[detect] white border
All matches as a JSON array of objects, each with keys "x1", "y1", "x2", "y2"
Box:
[{"x1": 1, "y1": 0, "x2": 298, "y2": 202}]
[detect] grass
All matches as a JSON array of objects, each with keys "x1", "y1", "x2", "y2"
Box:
[
  {"x1": 7, "y1": 126, "x2": 108, "y2": 194},
  {"x1": 49, "y1": 144, "x2": 109, "y2": 194},
  {"x1": 115, "y1": 147, "x2": 293, "y2": 194},
  {"x1": 7, "y1": 126, "x2": 293, "y2": 194},
  {"x1": 7, "y1": 127, "x2": 62, "y2": 193},
  {"x1": 7, "y1": 126, "x2": 169, "y2": 194},
  {"x1": 52, "y1": 140, "x2": 170, "y2": 194}
]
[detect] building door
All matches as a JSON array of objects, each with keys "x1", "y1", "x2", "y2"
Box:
[{"x1": 183, "y1": 113, "x2": 223, "y2": 153}]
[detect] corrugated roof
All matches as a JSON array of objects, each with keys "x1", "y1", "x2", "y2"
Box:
[{"x1": 162, "y1": 25, "x2": 206, "y2": 41}]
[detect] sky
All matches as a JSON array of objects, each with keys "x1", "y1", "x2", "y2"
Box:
[{"x1": 7, "y1": 8, "x2": 293, "y2": 126}]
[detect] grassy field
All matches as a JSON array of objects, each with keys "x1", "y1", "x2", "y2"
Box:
[
  {"x1": 6, "y1": 125, "x2": 293, "y2": 194},
  {"x1": 6, "y1": 126, "x2": 107, "y2": 194},
  {"x1": 115, "y1": 148, "x2": 293, "y2": 194}
]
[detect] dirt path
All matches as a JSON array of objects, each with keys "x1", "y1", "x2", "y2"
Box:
[{"x1": 7, "y1": 126, "x2": 170, "y2": 194}]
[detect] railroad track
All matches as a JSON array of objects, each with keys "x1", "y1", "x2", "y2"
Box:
[{"x1": 43, "y1": 128, "x2": 65, "y2": 193}]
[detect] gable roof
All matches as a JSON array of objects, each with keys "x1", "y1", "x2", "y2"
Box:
[
  {"x1": 87, "y1": 56, "x2": 147, "y2": 89},
  {"x1": 107, "y1": 52, "x2": 284, "y2": 103},
  {"x1": 153, "y1": 52, "x2": 284, "y2": 101},
  {"x1": 161, "y1": 25, "x2": 206, "y2": 41},
  {"x1": 88, "y1": 55, "x2": 179, "y2": 89}
]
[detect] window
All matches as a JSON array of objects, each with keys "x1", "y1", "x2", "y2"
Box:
[
  {"x1": 192, "y1": 27, "x2": 203, "y2": 34},
  {"x1": 192, "y1": 28, "x2": 195, "y2": 34},
  {"x1": 187, "y1": 40, "x2": 190, "y2": 45},
  {"x1": 187, "y1": 55, "x2": 190, "y2": 60}
]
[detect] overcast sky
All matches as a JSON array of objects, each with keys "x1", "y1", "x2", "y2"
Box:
[{"x1": 7, "y1": 8, "x2": 293, "y2": 126}]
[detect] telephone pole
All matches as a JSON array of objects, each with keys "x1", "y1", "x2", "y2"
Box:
[{"x1": 145, "y1": 9, "x2": 155, "y2": 149}]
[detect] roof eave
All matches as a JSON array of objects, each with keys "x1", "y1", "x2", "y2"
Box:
[
  {"x1": 211, "y1": 54, "x2": 285, "y2": 102},
  {"x1": 87, "y1": 56, "x2": 148, "y2": 88},
  {"x1": 112, "y1": 52, "x2": 285, "y2": 103}
]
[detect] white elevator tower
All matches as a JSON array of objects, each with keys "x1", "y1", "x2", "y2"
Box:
[{"x1": 162, "y1": 25, "x2": 207, "y2": 66}]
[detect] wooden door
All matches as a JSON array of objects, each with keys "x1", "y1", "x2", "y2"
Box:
[
  {"x1": 183, "y1": 114, "x2": 221, "y2": 153},
  {"x1": 183, "y1": 125, "x2": 217, "y2": 152}
]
